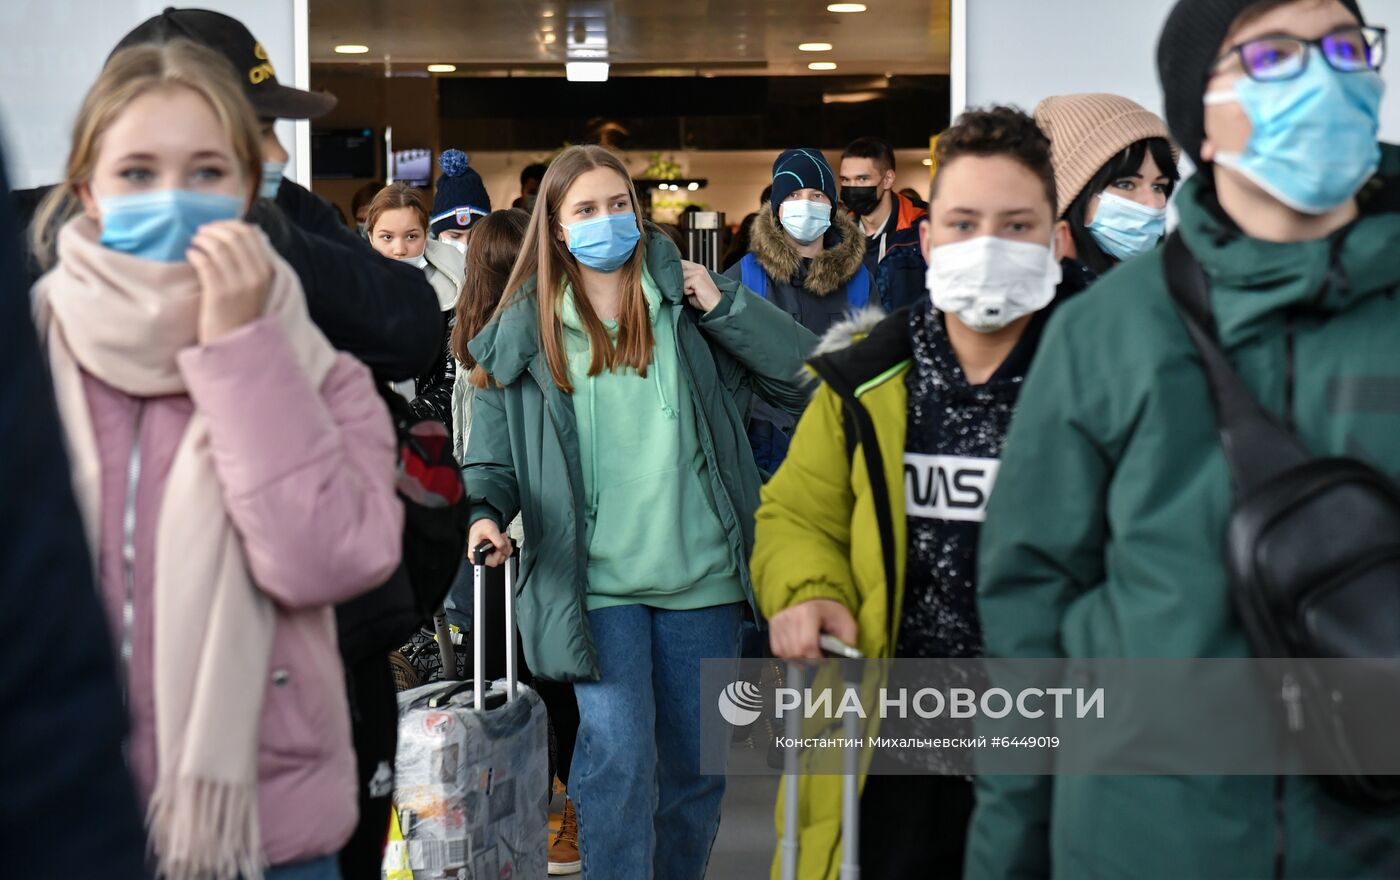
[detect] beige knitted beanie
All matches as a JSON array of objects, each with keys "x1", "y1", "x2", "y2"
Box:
[{"x1": 1034, "y1": 93, "x2": 1176, "y2": 218}]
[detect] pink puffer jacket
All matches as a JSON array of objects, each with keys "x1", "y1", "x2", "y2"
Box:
[{"x1": 84, "y1": 316, "x2": 403, "y2": 866}]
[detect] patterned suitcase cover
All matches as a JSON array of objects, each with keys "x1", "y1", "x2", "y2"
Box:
[{"x1": 383, "y1": 678, "x2": 548, "y2": 879}]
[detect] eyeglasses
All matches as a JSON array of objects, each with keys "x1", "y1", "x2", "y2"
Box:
[{"x1": 1216, "y1": 25, "x2": 1387, "y2": 82}]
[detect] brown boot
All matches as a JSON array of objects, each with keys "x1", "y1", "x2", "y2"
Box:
[{"x1": 548, "y1": 797, "x2": 581, "y2": 875}]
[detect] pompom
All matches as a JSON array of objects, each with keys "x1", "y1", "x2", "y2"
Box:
[{"x1": 439, "y1": 149, "x2": 470, "y2": 178}]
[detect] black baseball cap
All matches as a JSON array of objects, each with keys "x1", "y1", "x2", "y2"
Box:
[{"x1": 112, "y1": 7, "x2": 337, "y2": 120}]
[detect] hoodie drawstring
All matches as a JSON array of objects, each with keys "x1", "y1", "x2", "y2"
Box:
[
  {"x1": 584, "y1": 345, "x2": 676, "y2": 520},
  {"x1": 652, "y1": 346, "x2": 677, "y2": 421},
  {"x1": 573, "y1": 298, "x2": 678, "y2": 520},
  {"x1": 588, "y1": 373, "x2": 599, "y2": 518}
]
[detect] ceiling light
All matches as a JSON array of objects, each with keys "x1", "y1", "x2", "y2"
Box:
[
  {"x1": 823, "y1": 89, "x2": 883, "y2": 103},
  {"x1": 427, "y1": 64, "x2": 456, "y2": 73},
  {"x1": 543, "y1": 9, "x2": 556, "y2": 17},
  {"x1": 809, "y1": 61, "x2": 838, "y2": 70},
  {"x1": 687, "y1": 182, "x2": 700, "y2": 191},
  {"x1": 566, "y1": 61, "x2": 610, "y2": 82},
  {"x1": 543, "y1": 33, "x2": 557, "y2": 43},
  {"x1": 827, "y1": 2, "x2": 867, "y2": 10},
  {"x1": 799, "y1": 42, "x2": 834, "y2": 52},
  {"x1": 922, "y1": 158, "x2": 933, "y2": 166},
  {"x1": 334, "y1": 44, "x2": 369, "y2": 54}
]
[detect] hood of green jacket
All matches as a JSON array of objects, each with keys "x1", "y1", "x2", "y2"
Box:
[
  {"x1": 1176, "y1": 143, "x2": 1400, "y2": 347},
  {"x1": 469, "y1": 226, "x2": 687, "y2": 384}
]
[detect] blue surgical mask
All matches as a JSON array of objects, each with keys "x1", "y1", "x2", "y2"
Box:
[
  {"x1": 1086, "y1": 191, "x2": 1167, "y2": 262},
  {"x1": 562, "y1": 213, "x2": 641, "y2": 272},
  {"x1": 259, "y1": 161, "x2": 286, "y2": 200},
  {"x1": 779, "y1": 199, "x2": 832, "y2": 244},
  {"x1": 98, "y1": 189, "x2": 244, "y2": 263},
  {"x1": 1204, "y1": 55, "x2": 1384, "y2": 215}
]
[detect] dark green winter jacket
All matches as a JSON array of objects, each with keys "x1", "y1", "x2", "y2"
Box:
[
  {"x1": 968, "y1": 145, "x2": 1400, "y2": 879},
  {"x1": 463, "y1": 231, "x2": 818, "y2": 681}
]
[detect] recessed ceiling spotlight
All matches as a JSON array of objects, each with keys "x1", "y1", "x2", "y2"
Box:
[
  {"x1": 828, "y1": 3, "x2": 868, "y2": 11},
  {"x1": 799, "y1": 42, "x2": 834, "y2": 52},
  {"x1": 566, "y1": 61, "x2": 610, "y2": 82},
  {"x1": 809, "y1": 61, "x2": 838, "y2": 70},
  {"x1": 334, "y1": 44, "x2": 369, "y2": 54},
  {"x1": 427, "y1": 64, "x2": 456, "y2": 73}
]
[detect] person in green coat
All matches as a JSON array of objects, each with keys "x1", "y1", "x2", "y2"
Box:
[
  {"x1": 462, "y1": 145, "x2": 818, "y2": 880},
  {"x1": 969, "y1": 0, "x2": 1400, "y2": 877}
]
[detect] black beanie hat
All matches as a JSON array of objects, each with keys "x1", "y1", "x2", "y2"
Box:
[
  {"x1": 1157, "y1": 0, "x2": 1364, "y2": 167},
  {"x1": 770, "y1": 148, "x2": 838, "y2": 217},
  {"x1": 431, "y1": 149, "x2": 492, "y2": 236}
]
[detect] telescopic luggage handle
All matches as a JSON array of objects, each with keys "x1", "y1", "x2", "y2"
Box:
[
  {"x1": 471, "y1": 539, "x2": 518, "y2": 711},
  {"x1": 428, "y1": 538, "x2": 519, "y2": 712},
  {"x1": 781, "y1": 636, "x2": 865, "y2": 880}
]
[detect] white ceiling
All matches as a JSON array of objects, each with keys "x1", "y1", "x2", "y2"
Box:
[{"x1": 309, "y1": 0, "x2": 950, "y2": 77}]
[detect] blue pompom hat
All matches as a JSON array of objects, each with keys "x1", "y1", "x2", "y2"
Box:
[
  {"x1": 431, "y1": 148, "x2": 492, "y2": 236},
  {"x1": 770, "y1": 148, "x2": 837, "y2": 217}
]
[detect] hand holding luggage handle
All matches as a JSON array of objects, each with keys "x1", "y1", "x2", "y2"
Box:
[
  {"x1": 781, "y1": 635, "x2": 865, "y2": 880},
  {"x1": 428, "y1": 538, "x2": 519, "y2": 712}
]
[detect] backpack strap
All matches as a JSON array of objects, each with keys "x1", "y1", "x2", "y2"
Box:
[
  {"x1": 1162, "y1": 232, "x2": 1309, "y2": 493},
  {"x1": 740, "y1": 252, "x2": 769, "y2": 299},
  {"x1": 846, "y1": 266, "x2": 871, "y2": 310}
]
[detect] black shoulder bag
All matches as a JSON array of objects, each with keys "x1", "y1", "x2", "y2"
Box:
[{"x1": 1164, "y1": 232, "x2": 1400, "y2": 809}]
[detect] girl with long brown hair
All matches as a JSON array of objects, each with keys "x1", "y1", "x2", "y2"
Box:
[
  {"x1": 445, "y1": 207, "x2": 586, "y2": 876},
  {"x1": 462, "y1": 145, "x2": 817, "y2": 879}
]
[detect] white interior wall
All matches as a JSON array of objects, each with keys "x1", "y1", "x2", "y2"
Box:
[
  {"x1": 0, "y1": 0, "x2": 307, "y2": 189},
  {"x1": 957, "y1": 0, "x2": 1400, "y2": 140}
]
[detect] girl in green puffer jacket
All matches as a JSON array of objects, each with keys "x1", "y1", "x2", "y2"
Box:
[{"x1": 462, "y1": 145, "x2": 818, "y2": 880}]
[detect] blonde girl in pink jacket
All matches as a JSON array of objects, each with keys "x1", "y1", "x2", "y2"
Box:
[{"x1": 30, "y1": 39, "x2": 403, "y2": 880}]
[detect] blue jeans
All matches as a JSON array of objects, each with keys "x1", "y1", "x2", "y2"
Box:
[
  {"x1": 443, "y1": 556, "x2": 474, "y2": 633},
  {"x1": 570, "y1": 602, "x2": 743, "y2": 880}
]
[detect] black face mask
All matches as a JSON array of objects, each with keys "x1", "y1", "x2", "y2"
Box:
[{"x1": 842, "y1": 185, "x2": 882, "y2": 217}]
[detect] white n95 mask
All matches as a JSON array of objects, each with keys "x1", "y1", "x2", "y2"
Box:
[{"x1": 926, "y1": 236, "x2": 1060, "y2": 333}]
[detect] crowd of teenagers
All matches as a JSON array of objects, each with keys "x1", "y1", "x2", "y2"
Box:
[{"x1": 6, "y1": 0, "x2": 1400, "y2": 878}]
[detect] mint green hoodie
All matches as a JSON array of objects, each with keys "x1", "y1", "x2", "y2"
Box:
[{"x1": 561, "y1": 267, "x2": 744, "y2": 611}]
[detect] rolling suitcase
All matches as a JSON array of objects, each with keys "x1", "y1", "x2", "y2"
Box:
[
  {"x1": 382, "y1": 542, "x2": 549, "y2": 879},
  {"x1": 781, "y1": 636, "x2": 865, "y2": 880}
]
